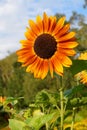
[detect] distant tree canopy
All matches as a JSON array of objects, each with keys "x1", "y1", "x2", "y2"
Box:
[{"x1": 83, "y1": 0, "x2": 87, "y2": 8}]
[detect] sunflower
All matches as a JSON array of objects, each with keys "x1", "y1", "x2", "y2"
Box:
[
  {"x1": 78, "y1": 52, "x2": 87, "y2": 60},
  {"x1": 75, "y1": 70, "x2": 87, "y2": 85},
  {"x1": 16, "y1": 12, "x2": 78, "y2": 79},
  {"x1": 0, "y1": 96, "x2": 6, "y2": 104}
]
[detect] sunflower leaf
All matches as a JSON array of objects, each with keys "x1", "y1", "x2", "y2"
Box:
[
  {"x1": 25, "y1": 112, "x2": 56, "y2": 130},
  {"x1": 9, "y1": 119, "x2": 26, "y2": 130}
]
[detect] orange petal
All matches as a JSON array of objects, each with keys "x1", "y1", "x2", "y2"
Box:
[
  {"x1": 20, "y1": 40, "x2": 34, "y2": 48},
  {"x1": 36, "y1": 15, "x2": 42, "y2": 23},
  {"x1": 52, "y1": 17, "x2": 66, "y2": 36},
  {"x1": 51, "y1": 57, "x2": 63, "y2": 76},
  {"x1": 43, "y1": 12, "x2": 49, "y2": 33},
  {"x1": 34, "y1": 59, "x2": 44, "y2": 78},
  {"x1": 20, "y1": 40, "x2": 30, "y2": 45},
  {"x1": 22, "y1": 56, "x2": 37, "y2": 67},
  {"x1": 61, "y1": 56, "x2": 72, "y2": 67},
  {"x1": 16, "y1": 48, "x2": 32, "y2": 55},
  {"x1": 59, "y1": 42, "x2": 78, "y2": 49},
  {"x1": 24, "y1": 31, "x2": 36, "y2": 41},
  {"x1": 59, "y1": 48, "x2": 76, "y2": 56},
  {"x1": 58, "y1": 32, "x2": 76, "y2": 42},
  {"x1": 26, "y1": 28, "x2": 37, "y2": 37},
  {"x1": 48, "y1": 16, "x2": 56, "y2": 33},
  {"x1": 56, "y1": 24, "x2": 70, "y2": 37},
  {"x1": 81, "y1": 77, "x2": 87, "y2": 84},
  {"x1": 28, "y1": 20, "x2": 40, "y2": 35},
  {"x1": 26, "y1": 57, "x2": 40, "y2": 73},
  {"x1": 33, "y1": 59, "x2": 48, "y2": 79},
  {"x1": 0, "y1": 96, "x2": 6, "y2": 103},
  {"x1": 41, "y1": 60, "x2": 48, "y2": 79},
  {"x1": 18, "y1": 52, "x2": 36, "y2": 63},
  {"x1": 36, "y1": 15, "x2": 43, "y2": 34},
  {"x1": 18, "y1": 54, "x2": 31, "y2": 62}
]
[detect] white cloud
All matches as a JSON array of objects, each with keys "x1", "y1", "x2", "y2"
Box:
[{"x1": 0, "y1": 0, "x2": 27, "y2": 59}]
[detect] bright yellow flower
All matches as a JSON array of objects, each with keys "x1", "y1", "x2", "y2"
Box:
[
  {"x1": 78, "y1": 52, "x2": 87, "y2": 60},
  {"x1": 75, "y1": 70, "x2": 87, "y2": 85},
  {"x1": 0, "y1": 96, "x2": 6, "y2": 103},
  {"x1": 33, "y1": 109, "x2": 44, "y2": 116},
  {"x1": 16, "y1": 12, "x2": 78, "y2": 79}
]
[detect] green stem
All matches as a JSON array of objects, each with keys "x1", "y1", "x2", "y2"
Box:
[
  {"x1": 46, "y1": 123, "x2": 49, "y2": 130},
  {"x1": 71, "y1": 107, "x2": 76, "y2": 130},
  {"x1": 56, "y1": 76, "x2": 64, "y2": 130},
  {"x1": 59, "y1": 76, "x2": 64, "y2": 130},
  {"x1": 60, "y1": 88, "x2": 64, "y2": 130}
]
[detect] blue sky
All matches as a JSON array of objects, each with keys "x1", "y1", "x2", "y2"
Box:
[{"x1": 0, "y1": 0, "x2": 86, "y2": 59}]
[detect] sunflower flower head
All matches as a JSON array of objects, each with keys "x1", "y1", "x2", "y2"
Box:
[
  {"x1": 16, "y1": 12, "x2": 78, "y2": 79},
  {"x1": 0, "y1": 96, "x2": 6, "y2": 105},
  {"x1": 75, "y1": 70, "x2": 87, "y2": 85}
]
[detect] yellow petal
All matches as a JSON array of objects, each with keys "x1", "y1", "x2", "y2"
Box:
[
  {"x1": 78, "y1": 52, "x2": 87, "y2": 60},
  {"x1": 61, "y1": 56, "x2": 72, "y2": 67},
  {"x1": 48, "y1": 16, "x2": 56, "y2": 33},
  {"x1": 24, "y1": 31, "x2": 35, "y2": 41},
  {"x1": 17, "y1": 49, "x2": 35, "y2": 62},
  {"x1": 36, "y1": 15, "x2": 43, "y2": 34},
  {"x1": 26, "y1": 57, "x2": 40, "y2": 73},
  {"x1": 52, "y1": 17, "x2": 66, "y2": 36},
  {"x1": 22, "y1": 56, "x2": 37, "y2": 67},
  {"x1": 27, "y1": 28, "x2": 37, "y2": 37},
  {"x1": 29, "y1": 20, "x2": 40, "y2": 35},
  {"x1": 58, "y1": 32, "x2": 76, "y2": 42},
  {"x1": 43, "y1": 12, "x2": 49, "y2": 33},
  {"x1": 16, "y1": 48, "x2": 31, "y2": 55},
  {"x1": 56, "y1": 24, "x2": 70, "y2": 37},
  {"x1": 59, "y1": 42, "x2": 78, "y2": 49},
  {"x1": 41, "y1": 60, "x2": 48, "y2": 79},
  {"x1": 51, "y1": 57, "x2": 63, "y2": 76},
  {"x1": 36, "y1": 15, "x2": 42, "y2": 23},
  {"x1": 34, "y1": 60, "x2": 43, "y2": 78},
  {"x1": 59, "y1": 48, "x2": 76, "y2": 56}
]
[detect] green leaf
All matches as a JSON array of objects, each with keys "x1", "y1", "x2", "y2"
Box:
[
  {"x1": 25, "y1": 112, "x2": 56, "y2": 130},
  {"x1": 70, "y1": 60, "x2": 87, "y2": 75},
  {"x1": 9, "y1": 119, "x2": 26, "y2": 130},
  {"x1": 35, "y1": 90, "x2": 50, "y2": 103},
  {"x1": 64, "y1": 84, "x2": 87, "y2": 98},
  {"x1": 35, "y1": 90, "x2": 52, "y2": 109},
  {"x1": 66, "y1": 97, "x2": 87, "y2": 109}
]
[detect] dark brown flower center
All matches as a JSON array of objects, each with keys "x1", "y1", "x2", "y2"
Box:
[{"x1": 34, "y1": 34, "x2": 57, "y2": 59}]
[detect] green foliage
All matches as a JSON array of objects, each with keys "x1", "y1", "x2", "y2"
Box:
[
  {"x1": 25, "y1": 112, "x2": 56, "y2": 130},
  {"x1": 6, "y1": 83, "x2": 87, "y2": 129},
  {"x1": 9, "y1": 112, "x2": 56, "y2": 130},
  {"x1": 64, "y1": 84, "x2": 87, "y2": 98},
  {"x1": 70, "y1": 60, "x2": 87, "y2": 75},
  {"x1": 9, "y1": 119, "x2": 26, "y2": 130}
]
